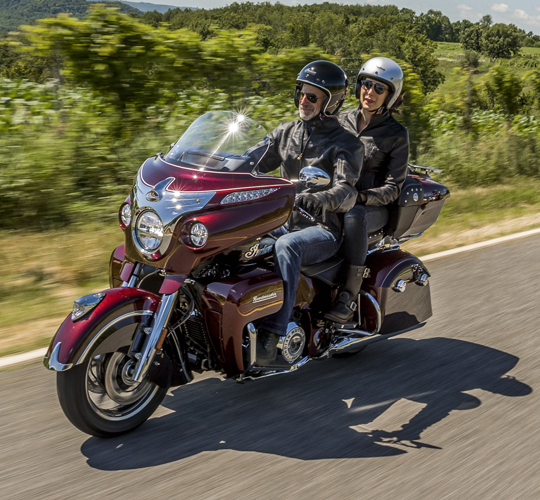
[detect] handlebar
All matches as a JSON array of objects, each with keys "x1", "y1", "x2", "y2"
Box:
[{"x1": 293, "y1": 205, "x2": 316, "y2": 222}]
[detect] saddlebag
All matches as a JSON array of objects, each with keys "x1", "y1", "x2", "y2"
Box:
[{"x1": 386, "y1": 176, "x2": 450, "y2": 239}]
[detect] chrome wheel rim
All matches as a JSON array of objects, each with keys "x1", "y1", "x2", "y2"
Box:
[{"x1": 85, "y1": 353, "x2": 159, "y2": 421}]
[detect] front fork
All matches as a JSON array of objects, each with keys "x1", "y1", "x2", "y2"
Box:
[
  {"x1": 132, "y1": 291, "x2": 179, "y2": 382},
  {"x1": 122, "y1": 263, "x2": 179, "y2": 383}
]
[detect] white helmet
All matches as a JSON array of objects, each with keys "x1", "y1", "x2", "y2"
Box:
[{"x1": 355, "y1": 57, "x2": 404, "y2": 109}]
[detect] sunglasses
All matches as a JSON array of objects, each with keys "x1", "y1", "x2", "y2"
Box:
[
  {"x1": 298, "y1": 91, "x2": 325, "y2": 104},
  {"x1": 361, "y1": 79, "x2": 388, "y2": 95}
]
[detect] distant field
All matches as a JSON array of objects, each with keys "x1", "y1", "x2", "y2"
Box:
[
  {"x1": 521, "y1": 46, "x2": 540, "y2": 55},
  {"x1": 436, "y1": 42, "x2": 540, "y2": 59},
  {"x1": 435, "y1": 42, "x2": 462, "y2": 54}
]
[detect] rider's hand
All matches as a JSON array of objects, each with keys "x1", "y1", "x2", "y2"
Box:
[{"x1": 295, "y1": 193, "x2": 325, "y2": 218}]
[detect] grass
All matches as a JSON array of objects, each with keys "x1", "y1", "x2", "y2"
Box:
[
  {"x1": 3, "y1": 178, "x2": 540, "y2": 357},
  {"x1": 521, "y1": 47, "x2": 540, "y2": 56}
]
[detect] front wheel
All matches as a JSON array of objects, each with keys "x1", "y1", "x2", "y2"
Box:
[{"x1": 57, "y1": 352, "x2": 168, "y2": 437}]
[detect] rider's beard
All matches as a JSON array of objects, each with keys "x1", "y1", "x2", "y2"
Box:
[{"x1": 299, "y1": 105, "x2": 318, "y2": 121}]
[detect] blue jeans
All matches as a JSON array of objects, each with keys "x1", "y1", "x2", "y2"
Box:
[{"x1": 261, "y1": 226, "x2": 341, "y2": 335}]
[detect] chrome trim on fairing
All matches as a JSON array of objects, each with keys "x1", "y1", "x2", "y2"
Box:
[
  {"x1": 131, "y1": 172, "x2": 216, "y2": 258},
  {"x1": 76, "y1": 311, "x2": 155, "y2": 365},
  {"x1": 237, "y1": 356, "x2": 311, "y2": 382},
  {"x1": 133, "y1": 292, "x2": 179, "y2": 382},
  {"x1": 247, "y1": 322, "x2": 257, "y2": 369},
  {"x1": 328, "y1": 291, "x2": 382, "y2": 356},
  {"x1": 43, "y1": 342, "x2": 73, "y2": 372}
]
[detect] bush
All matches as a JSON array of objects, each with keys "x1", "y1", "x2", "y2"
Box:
[
  {"x1": 458, "y1": 50, "x2": 480, "y2": 69},
  {"x1": 417, "y1": 125, "x2": 540, "y2": 187}
]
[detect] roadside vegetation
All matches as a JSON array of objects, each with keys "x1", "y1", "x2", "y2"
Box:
[{"x1": 1, "y1": 3, "x2": 540, "y2": 356}]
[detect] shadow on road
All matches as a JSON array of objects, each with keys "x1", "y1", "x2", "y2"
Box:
[{"x1": 81, "y1": 336, "x2": 531, "y2": 469}]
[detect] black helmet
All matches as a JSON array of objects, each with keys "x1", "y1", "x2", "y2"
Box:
[{"x1": 294, "y1": 60, "x2": 348, "y2": 116}]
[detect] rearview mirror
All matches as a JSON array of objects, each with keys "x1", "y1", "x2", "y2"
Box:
[{"x1": 298, "y1": 167, "x2": 331, "y2": 189}]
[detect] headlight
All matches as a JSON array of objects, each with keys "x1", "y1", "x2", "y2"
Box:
[
  {"x1": 189, "y1": 222, "x2": 208, "y2": 248},
  {"x1": 136, "y1": 211, "x2": 163, "y2": 251},
  {"x1": 119, "y1": 203, "x2": 131, "y2": 228}
]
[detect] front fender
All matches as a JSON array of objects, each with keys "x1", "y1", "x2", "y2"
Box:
[{"x1": 44, "y1": 288, "x2": 161, "y2": 371}]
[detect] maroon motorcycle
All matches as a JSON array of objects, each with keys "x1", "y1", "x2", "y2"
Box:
[{"x1": 44, "y1": 111, "x2": 450, "y2": 437}]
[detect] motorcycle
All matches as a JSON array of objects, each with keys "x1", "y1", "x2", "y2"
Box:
[{"x1": 44, "y1": 111, "x2": 450, "y2": 437}]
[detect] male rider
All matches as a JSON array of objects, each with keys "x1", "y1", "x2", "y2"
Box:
[{"x1": 247, "y1": 60, "x2": 364, "y2": 366}]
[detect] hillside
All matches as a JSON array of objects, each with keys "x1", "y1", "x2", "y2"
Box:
[
  {"x1": 0, "y1": 0, "x2": 141, "y2": 35},
  {"x1": 117, "y1": 1, "x2": 194, "y2": 13}
]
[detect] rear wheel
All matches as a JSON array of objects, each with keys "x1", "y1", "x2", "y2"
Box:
[{"x1": 57, "y1": 352, "x2": 168, "y2": 437}]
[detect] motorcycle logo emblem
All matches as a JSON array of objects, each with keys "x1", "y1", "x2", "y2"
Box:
[
  {"x1": 252, "y1": 292, "x2": 277, "y2": 304},
  {"x1": 146, "y1": 190, "x2": 161, "y2": 202}
]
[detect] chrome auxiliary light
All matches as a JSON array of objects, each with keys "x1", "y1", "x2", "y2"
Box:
[
  {"x1": 189, "y1": 222, "x2": 209, "y2": 247},
  {"x1": 72, "y1": 292, "x2": 106, "y2": 321}
]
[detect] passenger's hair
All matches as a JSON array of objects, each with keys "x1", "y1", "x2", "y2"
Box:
[{"x1": 388, "y1": 93, "x2": 405, "y2": 116}]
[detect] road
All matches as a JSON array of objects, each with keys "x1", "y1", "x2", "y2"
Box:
[{"x1": 1, "y1": 234, "x2": 539, "y2": 500}]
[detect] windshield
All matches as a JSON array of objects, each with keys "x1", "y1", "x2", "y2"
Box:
[{"x1": 164, "y1": 111, "x2": 268, "y2": 171}]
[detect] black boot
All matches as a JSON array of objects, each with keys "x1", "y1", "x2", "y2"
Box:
[
  {"x1": 324, "y1": 265, "x2": 367, "y2": 323},
  {"x1": 256, "y1": 328, "x2": 280, "y2": 366}
]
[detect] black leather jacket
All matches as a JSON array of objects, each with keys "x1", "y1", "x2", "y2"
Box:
[
  {"x1": 249, "y1": 115, "x2": 363, "y2": 237},
  {"x1": 338, "y1": 108, "x2": 409, "y2": 206}
]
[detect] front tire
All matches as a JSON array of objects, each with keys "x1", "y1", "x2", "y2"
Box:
[{"x1": 57, "y1": 352, "x2": 168, "y2": 437}]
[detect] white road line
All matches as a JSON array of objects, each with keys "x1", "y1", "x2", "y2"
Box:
[
  {"x1": 2, "y1": 226, "x2": 540, "y2": 368},
  {"x1": 421, "y1": 227, "x2": 540, "y2": 262},
  {"x1": 0, "y1": 348, "x2": 48, "y2": 368}
]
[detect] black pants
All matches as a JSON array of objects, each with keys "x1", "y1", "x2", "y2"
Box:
[{"x1": 342, "y1": 204, "x2": 389, "y2": 266}]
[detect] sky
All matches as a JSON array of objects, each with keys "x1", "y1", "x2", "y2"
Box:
[{"x1": 130, "y1": 0, "x2": 540, "y2": 34}]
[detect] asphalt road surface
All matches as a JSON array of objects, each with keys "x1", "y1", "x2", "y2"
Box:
[{"x1": 1, "y1": 234, "x2": 539, "y2": 500}]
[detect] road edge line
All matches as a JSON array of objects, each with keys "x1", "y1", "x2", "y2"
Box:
[
  {"x1": 421, "y1": 227, "x2": 540, "y2": 262},
  {"x1": 0, "y1": 348, "x2": 48, "y2": 368}
]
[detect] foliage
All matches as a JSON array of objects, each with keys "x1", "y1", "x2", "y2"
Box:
[
  {"x1": 460, "y1": 24, "x2": 485, "y2": 53},
  {"x1": 413, "y1": 10, "x2": 453, "y2": 42},
  {"x1": 481, "y1": 24, "x2": 521, "y2": 60},
  {"x1": 479, "y1": 66, "x2": 528, "y2": 115},
  {"x1": 418, "y1": 126, "x2": 540, "y2": 187},
  {"x1": 0, "y1": 0, "x2": 140, "y2": 35},
  {"x1": 12, "y1": 6, "x2": 330, "y2": 124},
  {"x1": 461, "y1": 22, "x2": 522, "y2": 61},
  {"x1": 0, "y1": 77, "x2": 298, "y2": 230},
  {"x1": 458, "y1": 50, "x2": 480, "y2": 69}
]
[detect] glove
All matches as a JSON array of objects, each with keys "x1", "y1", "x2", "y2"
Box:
[{"x1": 295, "y1": 193, "x2": 325, "y2": 218}]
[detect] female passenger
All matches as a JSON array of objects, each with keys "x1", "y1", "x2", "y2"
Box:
[{"x1": 325, "y1": 57, "x2": 409, "y2": 323}]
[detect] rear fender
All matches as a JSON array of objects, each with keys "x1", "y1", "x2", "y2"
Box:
[{"x1": 44, "y1": 288, "x2": 161, "y2": 371}]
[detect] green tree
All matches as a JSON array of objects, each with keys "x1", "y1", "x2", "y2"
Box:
[
  {"x1": 461, "y1": 24, "x2": 485, "y2": 53},
  {"x1": 480, "y1": 15, "x2": 493, "y2": 27},
  {"x1": 481, "y1": 23, "x2": 521, "y2": 60},
  {"x1": 415, "y1": 10, "x2": 453, "y2": 42}
]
